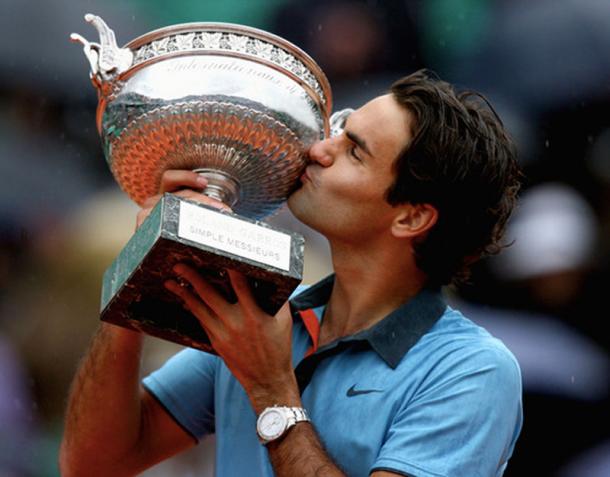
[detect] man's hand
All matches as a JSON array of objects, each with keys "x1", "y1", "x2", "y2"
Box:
[
  {"x1": 164, "y1": 265, "x2": 350, "y2": 477},
  {"x1": 136, "y1": 170, "x2": 231, "y2": 229},
  {"x1": 164, "y1": 265, "x2": 301, "y2": 414}
]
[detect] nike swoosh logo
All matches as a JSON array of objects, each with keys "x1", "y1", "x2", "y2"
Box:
[{"x1": 346, "y1": 384, "x2": 384, "y2": 397}]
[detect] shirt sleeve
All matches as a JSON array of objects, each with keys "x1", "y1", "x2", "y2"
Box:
[
  {"x1": 372, "y1": 342, "x2": 523, "y2": 477},
  {"x1": 142, "y1": 347, "x2": 219, "y2": 441}
]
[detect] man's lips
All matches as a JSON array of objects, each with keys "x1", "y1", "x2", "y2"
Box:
[
  {"x1": 300, "y1": 166, "x2": 317, "y2": 185},
  {"x1": 300, "y1": 168, "x2": 311, "y2": 183}
]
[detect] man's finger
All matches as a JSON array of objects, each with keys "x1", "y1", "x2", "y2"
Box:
[
  {"x1": 173, "y1": 264, "x2": 231, "y2": 317},
  {"x1": 227, "y1": 269, "x2": 257, "y2": 310},
  {"x1": 164, "y1": 279, "x2": 220, "y2": 338},
  {"x1": 136, "y1": 194, "x2": 163, "y2": 229},
  {"x1": 142, "y1": 193, "x2": 162, "y2": 209},
  {"x1": 159, "y1": 170, "x2": 207, "y2": 193},
  {"x1": 136, "y1": 207, "x2": 153, "y2": 229}
]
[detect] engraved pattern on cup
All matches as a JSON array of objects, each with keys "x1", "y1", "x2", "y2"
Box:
[{"x1": 72, "y1": 17, "x2": 332, "y2": 220}]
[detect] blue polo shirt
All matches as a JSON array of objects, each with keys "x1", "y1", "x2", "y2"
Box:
[{"x1": 143, "y1": 275, "x2": 522, "y2": 476}]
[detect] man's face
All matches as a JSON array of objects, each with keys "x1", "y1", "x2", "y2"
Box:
[{"x1": 288, "y1": 94, "x2": 414, "y2": 243}]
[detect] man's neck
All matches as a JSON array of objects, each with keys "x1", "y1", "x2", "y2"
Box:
[{"x1": 318, "y1": 238, "x2": 426, "y2": 347}]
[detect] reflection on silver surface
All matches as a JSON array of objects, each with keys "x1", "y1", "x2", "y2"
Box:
[
  {"x1": 329, "y1": 108, "x2": 354, "y2": 138},
  {"x1": 71, "y1": 14, "x2": 332, "y2": 219}
]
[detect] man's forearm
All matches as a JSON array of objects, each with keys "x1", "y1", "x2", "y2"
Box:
[
  {"x1": 267, "y1": 423, "x2": 347, "y2": 477},
  {"x1": 60, "y1": 323, "x2": 145, "y2": 475}
]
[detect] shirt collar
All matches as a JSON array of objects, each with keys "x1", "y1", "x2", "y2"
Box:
[{"x1": 290, "y1": 274, "x2": 446, "y2": 368}]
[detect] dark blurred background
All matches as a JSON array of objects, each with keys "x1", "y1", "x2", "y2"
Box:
[{"x1": 1, "y1": 0, "x2": 609, "y2": 475}]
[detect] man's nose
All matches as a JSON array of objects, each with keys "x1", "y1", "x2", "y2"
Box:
[{"x1": 307, "y1": 137, "x2": 337, "y2": 167}]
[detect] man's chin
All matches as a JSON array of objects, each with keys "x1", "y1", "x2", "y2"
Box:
[
  {"x1": 286, "y1": 186, "x2": 304, "y2": 208},
  {"x1": 286, "y1": 193, "x2": 302, "y2": 218},
  {"x1": 287, "y1": 192, "x2": 316, "y2": 227}
]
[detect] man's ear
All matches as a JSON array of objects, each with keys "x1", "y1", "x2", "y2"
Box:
[{"x1": 391, "y1": 203, "x2": 438, "y2": 239}]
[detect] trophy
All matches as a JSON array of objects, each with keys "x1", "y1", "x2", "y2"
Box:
[{"x1": 70, "y1": 14, "x2": 338, "y2": 351}]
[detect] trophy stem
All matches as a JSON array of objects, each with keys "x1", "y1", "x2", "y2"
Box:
[{"x1": 193, "y1": 168, "x2": 241, "y2": 208}]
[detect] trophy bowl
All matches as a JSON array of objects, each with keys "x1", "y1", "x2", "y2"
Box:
[{"x1": 71, "y1": 14, "x2": 334, "y2": 351}]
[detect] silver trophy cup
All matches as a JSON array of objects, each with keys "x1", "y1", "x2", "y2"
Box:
[{"x1": 71, "y1": 14, "x2": 343, "y2": 351}]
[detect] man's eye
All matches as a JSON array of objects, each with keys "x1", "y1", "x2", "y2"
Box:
[{"x1": 349, "y1": 146, "x2": 361, "y2": 162}]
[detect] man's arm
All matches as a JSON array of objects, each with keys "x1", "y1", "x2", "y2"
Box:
[
  {"x1": 266, "y1": 423, "x2": 345, "y2": 476},
  {"x1": 61, "y1": 170, "x2": 226, "y2": 475},
  {"x1": 164, "y1": 265, "x2": 350, "y2": 476},
  {"x1": 166, "y1": 266, "x2": 410, "y2": 477},
  {"x1": 59, "y1": 324, "x2": 196, "y2": 476}
]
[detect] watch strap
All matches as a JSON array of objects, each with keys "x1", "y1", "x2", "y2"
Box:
[{"x1": 286, "y1": 406, "x2": 309, "y2": 426}]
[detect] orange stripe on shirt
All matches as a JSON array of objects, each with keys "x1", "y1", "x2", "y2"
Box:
[{"x1": 299, "y1": 309, "x2": 320, "y2": 357}]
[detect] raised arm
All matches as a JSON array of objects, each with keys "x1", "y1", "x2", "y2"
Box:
[
  {"x1": 59, "y1": 324, "x2": 195, "y2": 476},
  {"x1": 60, "y1": 170, "x2": 228, "y2": 475}
]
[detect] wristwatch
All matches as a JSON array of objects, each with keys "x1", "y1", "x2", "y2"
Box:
[{"x1": 256, "y1": 406, "x2": 310, "y2": 444}]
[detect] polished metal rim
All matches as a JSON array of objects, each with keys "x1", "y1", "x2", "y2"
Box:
[{"x1": 122, "y1": 22, "x2": 332, "y2": 113}]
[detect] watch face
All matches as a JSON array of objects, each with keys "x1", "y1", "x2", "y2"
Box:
[{"x1": 258, "y1": 409, "x2": 287, "y2": 440}]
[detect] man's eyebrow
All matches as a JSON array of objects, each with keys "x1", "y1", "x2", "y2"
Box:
[{"x1": 345, "y1": 130, "x2": 373, "y2": 157}]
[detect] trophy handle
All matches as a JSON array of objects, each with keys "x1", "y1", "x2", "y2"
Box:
[
  {"x1": 329, "y1": 108, "x2": 354, "y2": 138},
  {"x1": 70, "y1": 13, "x2": 133, "y2": 84}
]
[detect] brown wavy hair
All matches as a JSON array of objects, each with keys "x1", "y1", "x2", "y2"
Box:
[{"x1": 388, "y1": 70, "x2": 522, "y2": 286}]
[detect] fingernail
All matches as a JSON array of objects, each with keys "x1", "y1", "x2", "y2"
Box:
[{"x1": 196, "y1": 175, "x2": 207, "y2": 186}]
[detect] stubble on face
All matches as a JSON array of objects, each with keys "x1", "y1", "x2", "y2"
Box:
[{"x1": 287, "y1": 94, "x2": 414, "y2": 241}]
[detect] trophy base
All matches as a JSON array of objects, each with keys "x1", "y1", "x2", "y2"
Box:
[{"x1": 100, "y1": 193, "x2": 304, "y2": 352}]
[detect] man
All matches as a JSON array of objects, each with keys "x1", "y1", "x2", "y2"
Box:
[{"x1": 60, "y1": 70, "x2": 523, "y2": 476}]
